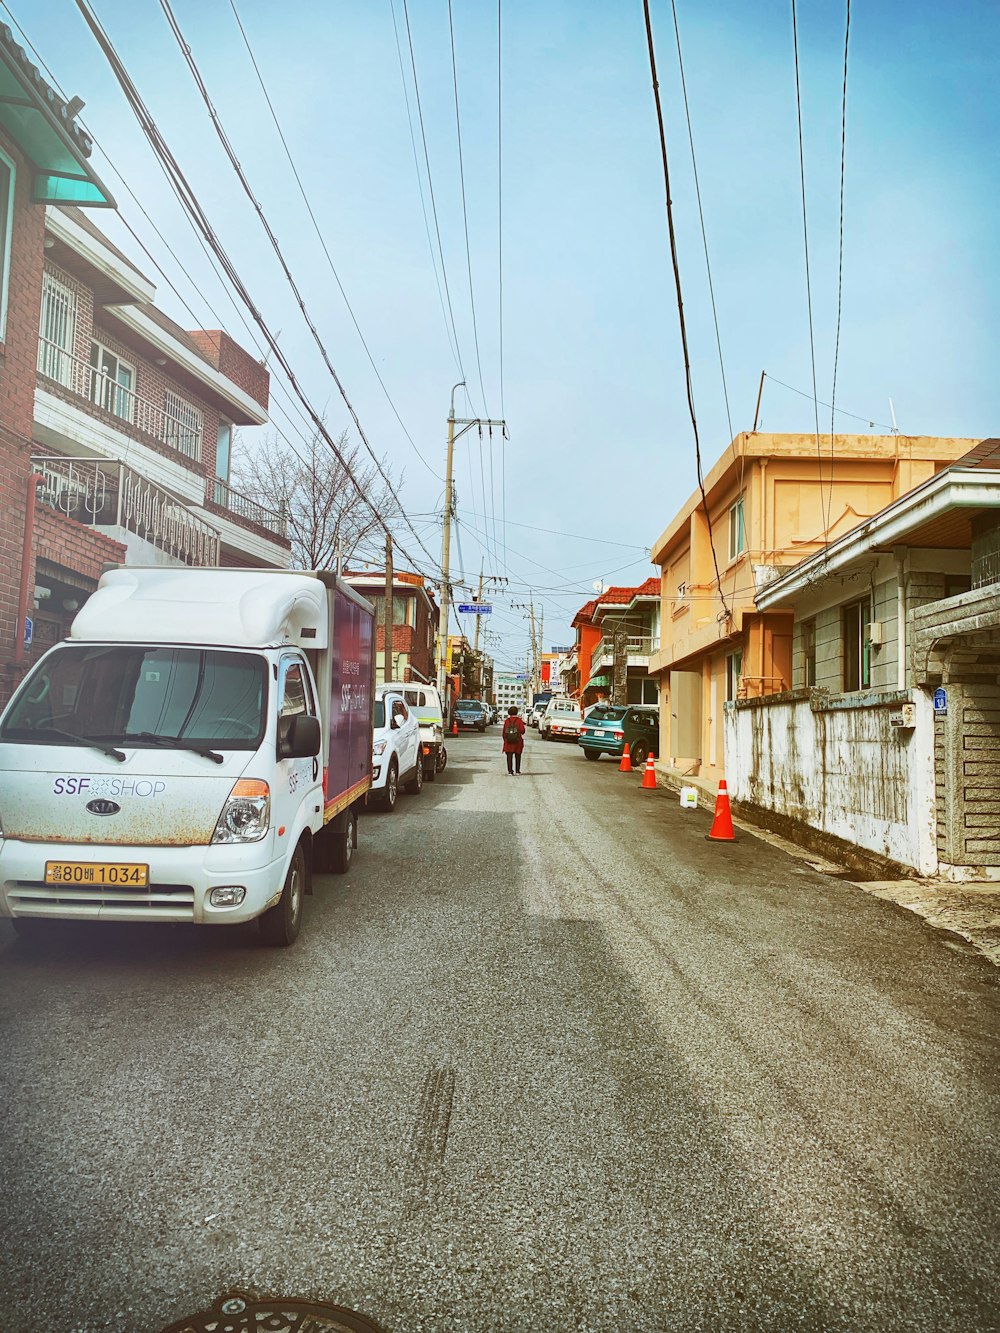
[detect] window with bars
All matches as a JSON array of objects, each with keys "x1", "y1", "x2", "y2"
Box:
[
  {"x1": 89, "y1": 340, "x2": 134, "y2": 422},
  {"x1": 163, "y1": 389, "x2": 203, "y2": 460},
  {"x1": 38, "y1": 272, "x2": 77, "y2": 386}
]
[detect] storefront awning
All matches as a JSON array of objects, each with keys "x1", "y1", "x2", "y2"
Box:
[
  {"x1": 0, "y1": 26, "x2": 115, "y2": 207},
  {"x1": 584, "y1": 674, "x2": 610, "y2": 690}
]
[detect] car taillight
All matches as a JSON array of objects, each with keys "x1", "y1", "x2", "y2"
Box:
[{"x1": 613, "y1": 730, "x2": 624, "y2": 739}]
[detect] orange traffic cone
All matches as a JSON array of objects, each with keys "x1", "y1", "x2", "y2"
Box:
[
  {"x1": 451, "y1": 714, "x2": 458, "y2": 736},
  {"x1": 640, "y1": 753, "x2": 657, "y2": 789},
  {"x1": 706, "y1": 779, "x2": 737, "y2": 841},
  {"x1": 618, "y1": 743, "x2": 632, "y2": 773}
]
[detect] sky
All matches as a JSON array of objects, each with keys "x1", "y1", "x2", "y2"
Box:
[{"x1": 12, "y1": 0, "x2": 1000, "y2": 672}]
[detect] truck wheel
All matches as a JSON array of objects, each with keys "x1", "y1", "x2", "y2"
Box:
[
  {"x1": 424, "y1": 756, "x2": 437, "y2": 782},
  {"x1": 437, "y1": 746, "x2": 448, "y2": 773},
  {"x1": 259, "y1": 843, "x2": 307, "y2": 947},
  {"x1": 405, "y1": 757, "x2": 423, "y2": 795},
  {"x1": 381, "y1": 759, "x2": 399, "y2": 812},
  {"x1": 331, "y1": 809, "x2": 356, "y2": 875}
]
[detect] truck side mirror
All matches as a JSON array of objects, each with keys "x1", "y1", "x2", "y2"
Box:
[{"x1": 279, "y1": 713, "x2": 321, "y2": 758}]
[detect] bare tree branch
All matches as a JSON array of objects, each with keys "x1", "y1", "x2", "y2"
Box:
[{"x1": 232, "y1": 426, "x2": 404, "y2": 570}]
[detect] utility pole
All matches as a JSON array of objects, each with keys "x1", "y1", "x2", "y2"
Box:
[
  {"x1": 472, "y1": 566, "x2": 484, "y2": 655},
  {"x1": 383, "y1": 533, "x2": 393, "y2": 687},
  {"x1": 436, "y1": 382, "x2": 506, "y2": 698}
]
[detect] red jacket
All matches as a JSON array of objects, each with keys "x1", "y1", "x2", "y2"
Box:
[{"x1": 501, "y1": 715, "x2": 526, "y2": 753}]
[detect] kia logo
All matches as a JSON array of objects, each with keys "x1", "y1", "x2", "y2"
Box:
[{"x1": 86, "y1": 799, "x2": 121, "y2": 816}]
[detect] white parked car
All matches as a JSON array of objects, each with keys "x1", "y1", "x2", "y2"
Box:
[
  {"x1": 371, "y1": 691, "x2": 423, "y2": 811},
  {"x1": 377, "y1": 681, "x2": 447, "y2": 780},
  {"x1": 539, "y1": 698, "x2": 583, "y2": 741}
]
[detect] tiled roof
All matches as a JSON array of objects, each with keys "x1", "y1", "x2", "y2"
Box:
[
  {"x1": 571, "y1": 598, "x2": 597, "y2": 626},
  {"x1": 597, "y1": 576, "x2": 659, "y2": 606},
  {"x1": 0, "y1": 25, "x2": 93, "y2": 159},
  {"x1": 954, "y1": 437, "x2": 1000, "y2": 469}
]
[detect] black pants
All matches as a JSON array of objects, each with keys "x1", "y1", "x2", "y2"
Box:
[{"x1": 506, "y1": 749, "x2": 522, "y2": 773}]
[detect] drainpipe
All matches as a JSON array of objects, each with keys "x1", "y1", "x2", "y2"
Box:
[
  {"x1": 895, "y1": 547, "x2": 908, "y2": 689},
  {"x1": 14, "y1": 473, "x2": 44, "y2": 665}
]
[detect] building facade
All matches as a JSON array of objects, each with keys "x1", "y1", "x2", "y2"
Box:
[
  {"x1": 727, "y1": 441, "x2": 1000, "y2": 878},
  {"x1": 343, "y1": 569, "x2": 439, "y2": 686},
  {"x1": 495, "y1": 671, "x2": 529, "y2": 713},
  {"x1": 649, "y1": 431, "x2": 979, "y2": 791}
]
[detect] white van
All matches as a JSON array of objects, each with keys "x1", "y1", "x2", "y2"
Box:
[{"x1": 376, "y1": 680, "x2": 446, "y2": 779}]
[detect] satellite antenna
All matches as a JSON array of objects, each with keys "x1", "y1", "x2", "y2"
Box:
[{"x1": 592, "y1": 580, "x2": 605, "y2": 594}]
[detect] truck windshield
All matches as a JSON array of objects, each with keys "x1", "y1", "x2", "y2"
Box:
[{"x1": 1, "y1": 645, "x2": 268, "y2": 751}]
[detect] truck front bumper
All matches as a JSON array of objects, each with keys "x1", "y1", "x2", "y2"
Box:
[{"x1": 0, "y1": 838, "x2": 287, "y2": 925}]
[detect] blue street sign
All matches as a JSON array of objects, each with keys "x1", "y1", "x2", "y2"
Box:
[
  {"x1": 457, "y1": 603, "x2": 492, "y2": 615},
  {"x1": 23, "y1": 616, "x2": 32, "y2": 647},
  {"x1": 933, "y1": 687, "x2": 947, "y2": 715}
]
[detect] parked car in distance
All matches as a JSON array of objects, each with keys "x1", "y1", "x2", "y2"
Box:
[
  {"x1": 454, "y1": 698, "x2": 489, "y2": 732},
  {"x1": 377, "y1": 681, "x2": 446, "y2": 780},
  {"x1": 578, "y1": 704, "x2": 659, "y2": 765},
  {"x1": 371, "y1": 691, "x2": 423, "y2": 810},
  {"x1": 529, "y1": 703, "x2": 545, "y2": 728},
  {"x1": 539, "y1": 697, "x2": 583, "y2": 741}
]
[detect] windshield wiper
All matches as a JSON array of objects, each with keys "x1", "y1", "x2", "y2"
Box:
[
  {"x1": 122, "y1": 731, "x2": 224, "y2": 764},
  {"x1": 12, "y1": 726, "x2": 126, "y2": 762}
]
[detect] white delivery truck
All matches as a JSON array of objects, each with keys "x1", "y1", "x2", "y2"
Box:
[{"x1": 0, "y1": 566, "x2": 376, "y2": 946}]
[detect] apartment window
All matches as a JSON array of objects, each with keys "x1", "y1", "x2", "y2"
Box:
[
  {"x1": 728, "y1": 495, "x2": 746, "y2": 561},
  {"x1": 163, "y1": 389, "x2": 203, "y2": 460},
  {"x1": 726, "y1": 649, "x2": 743, "y2": 702},
  {"x1": 842, "y1": 596, "x2": 873, "y2": 692},
  {"x1": 38, "y1": 271, "x2": 77, "y2": 386},
  {"x1": 0, "y1": 150, "x2": 14, "y2": 341},
  {"x1": 802, "y1": 618, "x2": 817, "y2": 687},
  {"x1": 89, "y1": 341, "x2": 134, "y2": 422}
]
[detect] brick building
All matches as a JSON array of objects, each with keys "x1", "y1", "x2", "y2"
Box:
[
  {"x1": 343, "y1": 569, "x2": 439, "y2": 685},
  {"x1": 0, "y1": 28, "x2": 290, "y2": 700}
]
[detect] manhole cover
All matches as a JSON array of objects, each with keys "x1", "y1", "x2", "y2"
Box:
[{"x1": 159, "y1": 1291, "x2": 387, "y2": 1333}]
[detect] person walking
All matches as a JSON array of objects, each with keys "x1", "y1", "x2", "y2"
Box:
[{"x1": 502, "y1": 705, "x2": 526, "y2": 775}]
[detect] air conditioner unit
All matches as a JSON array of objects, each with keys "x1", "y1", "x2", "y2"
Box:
[{"x1": 865, "y1": 621, "x2": 883, "y2": 647}]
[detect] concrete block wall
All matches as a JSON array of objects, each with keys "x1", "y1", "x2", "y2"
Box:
[{"x1": 870, "y1": 577, "x2": 900, "y2": 689}]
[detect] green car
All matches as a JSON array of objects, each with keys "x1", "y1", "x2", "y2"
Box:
[{"x1": 577, "y1": 704, "x2": 659, "y2": 765}]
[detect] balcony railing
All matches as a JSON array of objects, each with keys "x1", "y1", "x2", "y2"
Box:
[
  {"x1": 33, "y1": 455, "x2": 220, "y2": 567},
  {"x1": 38, "y1": 337, "x2": 203, "y2": 460},
  {"x1": 211, "y1": 476, "x2": 288, "y2": 540},
  {"x1": 591, "y1": 635, "x2": 657, "y2": 667}
]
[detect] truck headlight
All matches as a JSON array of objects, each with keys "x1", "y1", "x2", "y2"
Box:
[{"x1": 212, "y1": 779, "x2": 270, "y2": 843}]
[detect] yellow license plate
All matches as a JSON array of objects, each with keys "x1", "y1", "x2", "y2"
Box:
[{"x1": 44, "y1": 861, "x2": 149, "y2": 887}]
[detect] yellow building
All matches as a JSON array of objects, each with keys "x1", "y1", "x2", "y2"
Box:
[{"x1": 650, "y1": 432, "x2": 979, "y2": 791}]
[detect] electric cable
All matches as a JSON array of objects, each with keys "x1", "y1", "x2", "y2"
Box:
[
  {"x1": 225, "y1": 0, "x2": 442, "y2": 480},
  {"x1": 762, "y1": 373, "x2": 892, "y2": 431},
  {"x1": 75, "y1": 0, "x2": 442, "y2": 581},
  {"x1": 830, "y1": 1, "x2": 851, "y2": 487},
  {"x1": 400, "y1": 0, "x2": 471, "y2": 402},
  {"x1": 388, "y1": 0, "x2": 462, "y2": 376},
  {"x1": 497, "y1": 0, "x2": 507, "y2": 572},
  {"x1": 147, "y1": 0, "x2": 442, "y2": 574},
  {"x1": 790, "y1": 0, "x2": 828, "y2": 537},
  {"x1": 642, "y1": 0, "x2": 730, "y2": 623}
]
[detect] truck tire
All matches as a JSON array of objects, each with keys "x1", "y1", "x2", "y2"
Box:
[
  {"x1": 259, "y1": 842, "x2": 307, "y2": 947},
  {"x1": 424, "y1": 755, "x2": 437, "y2": 782},
  {"x1": 437, "y1": 746, "x2": 448, "y2": 773},
  {"x1": 380, "y1": 759, "x2": 399, "y2": 812},
  {"x1": 405, "y1": 758, "x2": 423, "y2": 795},
  {"x1": 330, "y1": 808, "x2": 356, "y2": 875}
]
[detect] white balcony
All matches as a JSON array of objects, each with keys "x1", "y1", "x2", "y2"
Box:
[
  {"x1": 590, "y1": 635, "x2": 657, "y2": 669},
  {"x1": 33, "y1": 454, "x2": 220, "y2": 567}
]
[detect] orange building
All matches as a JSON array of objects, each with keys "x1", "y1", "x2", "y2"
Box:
[{"x1": 650, "y1": 431, "x2": 979, "y2": 791}]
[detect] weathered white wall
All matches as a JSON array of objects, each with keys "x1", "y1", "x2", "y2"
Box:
[{"x1": 726, "y1": 689, "x2": 937, "y2": 875}]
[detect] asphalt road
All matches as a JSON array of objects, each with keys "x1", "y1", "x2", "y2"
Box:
[{"x1": 2, "y1": 729, "x2": 1000, "y2": 1332}]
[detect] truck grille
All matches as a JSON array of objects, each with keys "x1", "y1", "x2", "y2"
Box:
[{"x1": 8, "y1": 881, "x2": 196, "y2": 920}]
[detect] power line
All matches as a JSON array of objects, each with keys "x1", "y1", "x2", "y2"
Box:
[
  {"x1": 227, "y1": 0, "x2": 442, "y2": 481},
  {"x1": 400, "y1": 0, "x2": 471, "y2": 401},
  {"x1": 762, "y1": 373, "x2": 892, "y2": 431},
  {"x1": 642, "y1": 0, "x2": 730, "y2": 624},
  {"x1": 388, "y1": 0, "x2": 462, "y2": 376},
  {"x1": 790, "y1": 0, "x2": 827, "y2": 537},
  {"x1": 75, "y1": 0, "x2": 440, "y2": 581},
  {"x1": 447, "y1": 0, "x2": 489, "y2": 416},
  {"x1": 151, "y1": 0, "x2": 441, "y2": 574},
  {"x1": 830, "y1": 1, "x2": 851, "y2": 466},
  {"x1": 497, "y1": 0, "x2": 507, "y2": 571}
]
